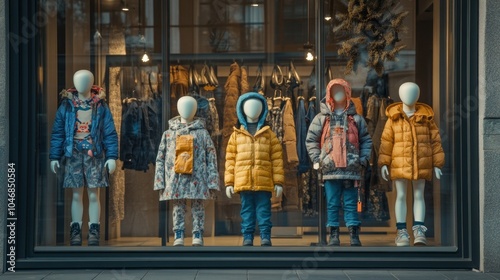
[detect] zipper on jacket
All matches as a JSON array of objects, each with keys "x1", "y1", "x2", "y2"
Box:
[{"x1": 251, "y1": 135, "x2": 255, "y2": 190}]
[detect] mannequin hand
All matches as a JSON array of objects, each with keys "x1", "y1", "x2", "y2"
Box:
[
  {"x1": 50, "y1": 160, "x2": 60, "y2": 174},
  {"x1": 381, "y1": 165, "x2": 389, "y2": 181},
  {"x1": 104, "y1": 159, "x2": 116, "y2": 174},
  {"x1": 226, "y1": 186, "x2": 234, "y2": 198},
  {"x1": 313, "y1": 163, "x2": 320, "y2": 170},
  {"x1": 434, "y1": 167, "x2": 442, "y2": 180},
  {"x1": 274, "y1": 185, "x2": 283, "y2": 197}
]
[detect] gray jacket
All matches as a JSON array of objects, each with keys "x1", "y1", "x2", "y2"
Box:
[{"x1": 306, "y1": 100, "x2": 372, "y2": 181}]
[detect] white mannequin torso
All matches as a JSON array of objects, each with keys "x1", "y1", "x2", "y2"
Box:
[{"x1": 177, "y1": 96, "x2": 197, "y2": 123}]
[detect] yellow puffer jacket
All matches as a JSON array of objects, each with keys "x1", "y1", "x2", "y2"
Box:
[
  {"x1": 378, "y1": 102, "x2": 445, "y2": 181},
  {"x1": 225, "y1": 126, "x2": 285, "y2": 193}
]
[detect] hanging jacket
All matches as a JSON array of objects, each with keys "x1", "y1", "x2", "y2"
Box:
[
  {"x1": 296, "y1": 97, "x2": 310, "y2": 173},
  {"x1": 50, "y1": 86, "x2": 118, "y2": 161},
  {"x1": 378, "y1": 102, "x2": 445, "y2": 181},
  {"x1": 282, "y1": 98, "x2": 299, "y2": 166},
  {"x1": 306, "y1": 79, "x2": 372, "y2": 181},
  {"x1": 225, "y1": 92, "x2": 285, "y2": 193},
  {"x1": 221, "y1": 62, "x2": 241, "y2": 155},
  {"x1": 154, "y1": 117, "x2": 219, "y2": 200}
]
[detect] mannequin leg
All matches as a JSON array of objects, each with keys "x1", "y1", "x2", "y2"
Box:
[
  {"x1": 412, "y1": 179, "x2": 428, "y2": 245},
  {"x1": 172, "y1": 199, "x2": 187, "y2": 246},
  {"x1": 191, "y1": 199, "x2": 205, "y2": 246},
  {"x1": 191, "y1": 199, "x2": 205, "y2": 234},
  {"x1": 70, "y1": 188, "x2": 84, "y2": 246},
  {"x1": 87, "y1": 188, "x2": 101, "y2": 224},
  {"x1": 255, "y1": 191, "x2": 272, "y2": 246},
  {"x1": 412, "y1": 179, "x2": 426, "y2": 223},
  {"x1": 394, "y1": 179, "x2": 410, "y2": 246},
  {"x1": 71, "y1": 188, "x2": 84, "y2": 223},
  {"x1": 86, "y1": 188, "x2": 101, "y2": 246},
  {"x1": 394, "y1": 179, "x2": 408, "y2": 225}
]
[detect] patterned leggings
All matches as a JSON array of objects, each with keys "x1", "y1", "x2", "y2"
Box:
[{"x1": 172, "y1": 199, "x2": 205, "y2": 234}]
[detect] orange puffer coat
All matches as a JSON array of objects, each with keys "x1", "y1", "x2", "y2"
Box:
[
  {"x1": 378, "y1": 102, "x2": 445, "y2": 181},
  {"x1": 225, "y1": 92, "x2": 285, "y2": 193}
]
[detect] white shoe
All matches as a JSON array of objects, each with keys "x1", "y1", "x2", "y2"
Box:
[
  {"x1": 173, "y1": 231, "x2": 184, "y2": 246},
  {"x1": 192, "y1": 231, "x2": 203, "y2": 247},
  {"x1": 395, "y1": 229, "x2": 410, "y2": 247},
  {"x1": 412, "y1": 225, "x2": 427, "y2": 246}
]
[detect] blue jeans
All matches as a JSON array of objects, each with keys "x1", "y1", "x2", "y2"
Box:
[
  {"x1": 240, "y1": 191, "x2": 272, "y2": 235},
  {"x1": 324, "y1": 180, "x2": 360, "y2": 227}
]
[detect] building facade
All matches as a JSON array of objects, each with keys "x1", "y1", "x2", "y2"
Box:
[{"x1": 1, "y1": 0, "x2": 499, "y2": 272}]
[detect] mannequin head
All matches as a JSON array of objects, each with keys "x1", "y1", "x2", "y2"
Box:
[
  {"x1": 243, "y1": 98, "x2": 263, "y2": 123},
  {"x1": 177, "y1": 96, "x2": 197, "y2": 123},
  {"x1": 326, "y1": 79, "x2": 352, "y2": 111},
  {"x1": 399, "y1": 82, "x2": 420, "y2": 107},
  {"x1": 73, "y1": 70, "x2": 94, "y2": 96},
  {"x1": 331, "y1": 84, "x2": 347, "y2": 105}
]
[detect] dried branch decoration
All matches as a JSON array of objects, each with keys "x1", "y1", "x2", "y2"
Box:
[{"x1": 334, "y1": 0, "x2": 409, "y2": 75}]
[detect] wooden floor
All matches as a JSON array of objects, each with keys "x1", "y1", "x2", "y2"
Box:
[{"x1": 103, "y1": 233, "x2": 437, "y2": 247}]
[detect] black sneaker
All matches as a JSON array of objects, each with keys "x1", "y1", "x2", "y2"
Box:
[
  {"x1": 328, "y1": 227, "x2": 340, "y2": 246},
  {"x1": 88, "y1": 223, "x2": 100, "y2": 246},
  {"x1": 70, "y1": 223, "x2": 82, "y2": 246}
]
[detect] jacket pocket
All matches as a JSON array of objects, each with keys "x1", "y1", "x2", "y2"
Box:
[{"x1": 174, "y1": 135, "x2": 194, "y2": 174}]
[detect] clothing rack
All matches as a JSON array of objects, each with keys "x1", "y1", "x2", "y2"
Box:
[{"x1": 104, "y1": 55, "x2": 170, "y2": 246}]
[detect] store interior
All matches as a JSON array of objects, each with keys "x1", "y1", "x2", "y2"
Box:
[{"x1": 36, "y1": 0, "x2": 456, "y2": 247}]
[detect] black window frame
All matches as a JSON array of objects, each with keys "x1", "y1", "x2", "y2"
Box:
[{"x1": 7, "y1": 0, "x2": 479, "y2": 269}]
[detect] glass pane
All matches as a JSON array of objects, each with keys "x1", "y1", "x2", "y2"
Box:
[
  {"x1": 37, "y1": 0, "x2": 164, "y2": 247},
  {"x1": 36, "y1": 0, "x2": 456, "y2": 249}
]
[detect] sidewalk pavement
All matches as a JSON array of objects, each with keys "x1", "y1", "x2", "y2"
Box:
[{"x1": 0, "y1": 269, "x2": 500, "y2": 280}]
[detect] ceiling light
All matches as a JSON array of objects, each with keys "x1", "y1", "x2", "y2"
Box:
[
  {"x1": 122, "y1": 7, "x2": 129, "y2": 11},
  {"x1": 324, "y1": 16, "x2": 332, "y2": 21},
  {"x1": 141, "y1": 52, "x2": 150, "y2": 63},
  {"x1": 306, "y1": 51, "x2": 314, "y2": 61},
  {"x1": 251, "y1": 3, "x2": 259, "y2": 7}
]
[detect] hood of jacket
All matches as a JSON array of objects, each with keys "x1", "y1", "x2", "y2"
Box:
[
  {"x1": 236, "y1": 92, "x2": 269, "y2": 131},
  {"x1": 386, "y1": 102, "x2": 435, "y2": 122},
  {"x1": 59, "y1": 85, "x2": 106, "y2": 106},
  {"x1": 325, "y1": 78, "x2": 352, "y2": 111},
  {"x1": 168, "y1": 116, "x2": 206, "y2": 131}
]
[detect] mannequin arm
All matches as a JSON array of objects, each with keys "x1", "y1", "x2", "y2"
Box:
[
  {"x1": 274, "y1": 185, "x2": 283, "y2": 197},
  {"x1": 50, "y1": 160, "x2": 60, "y2": 174},
  {"x1": 305, "y1": 115, "x2": 323, "y2": 166},
  {"x1": 381, "y1": 165, "x2": 389, "y2": 181},
  {"x1": 434, "y1": 167, "x2": 442, "y2": 180},
  {"x1": 226, "y1": 186, "x2": 234, "y2": 198},
  {"x1": 104, "y1": 159, "x2": 116, "y2": 174}
]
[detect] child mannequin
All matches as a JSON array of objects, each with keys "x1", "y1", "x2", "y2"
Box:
[
  {"x1": 50, "y1": 69, "x2": 118, "y2": 246},
  {"x1": 154, "y1": 96, "x2": 219, "y2": 247},
  {"x1": 306, "y1": 79, "x2": 372, "y2": 246},
  {"x1": 225, "y1": 92, "x2": 284, "y2": 246},
  {"x1": 379, "y1": 82, "x2": 444, "y2": 246}
]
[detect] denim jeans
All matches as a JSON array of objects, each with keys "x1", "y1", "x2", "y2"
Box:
[
  {"x1": 240, "y1": 191, "x2": 272, "y2": 235},
  {"x1": 324, "y1": 180, "x2": 360, "y2": 227}
]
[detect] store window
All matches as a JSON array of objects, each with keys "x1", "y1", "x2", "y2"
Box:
[{"x1": 36, "y1": 0, "x2": 456, "y2": 249}]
